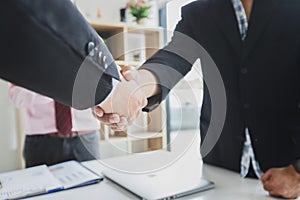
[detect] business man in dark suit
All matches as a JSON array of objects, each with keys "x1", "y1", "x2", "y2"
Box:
[
  {"x1": 0, "y1": 0, "x2": 147, "y2": 121},
  {"x1": 97, "y1": 0, "x2": 300, "y2": 198}
]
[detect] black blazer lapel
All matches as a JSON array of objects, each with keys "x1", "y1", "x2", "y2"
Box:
[
  {"x1": 209, "y1": 0, "x2": 243, "y2": 57},
  {"x1": 243, "y1": 0, "x2": 281, "y2": 60}
]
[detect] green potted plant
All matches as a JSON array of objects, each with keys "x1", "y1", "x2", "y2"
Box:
[{"x1": 126, "y1": 0, "x2": 151, "y2": 24}]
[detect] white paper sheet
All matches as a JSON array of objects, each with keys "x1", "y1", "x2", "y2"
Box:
[
  {"x1": 49, "y1": 161, "x2": 101, "y2": 189},
  {"x1": 0, "y1": 165, "x2": 62, "y2": 200}
]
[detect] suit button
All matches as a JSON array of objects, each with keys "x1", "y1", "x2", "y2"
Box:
[
  {"x1": 243, "y1": 103, "x2": 250, "y2": 109},
  {"x1": 241, "y1": 68, "x2": 248, "y2": 74},
  {"x1": 87, "y1": 42, "x2": 95, "y2": 56},
  {"x1": 102, "y1": 56, "x2": 108, "y2": 69},
  {"x1": 98, "y1": 51, "x2": 103, "y2": 59}
]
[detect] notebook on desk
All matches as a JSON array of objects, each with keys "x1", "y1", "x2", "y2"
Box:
[{"x1": 0, "y1": 160, "x2": 102, "y2": 200}]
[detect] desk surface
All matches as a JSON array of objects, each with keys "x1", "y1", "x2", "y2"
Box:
[{"x1": 28, "y1": 154, "x2": 290, "y2": 200}]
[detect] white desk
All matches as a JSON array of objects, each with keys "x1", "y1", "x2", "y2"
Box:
[{"x1": 28, "y1": 156, "x2": 286, "y2": 200}]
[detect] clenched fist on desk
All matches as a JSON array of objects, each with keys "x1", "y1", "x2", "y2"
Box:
[{"x1": 261, "y1": 165, "x2": 300, "y2": 199}]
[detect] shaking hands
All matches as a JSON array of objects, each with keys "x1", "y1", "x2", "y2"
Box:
[
  {"x1": 100, "y1": 73, "x2": 147, "y2": 121},
  {"x1": 94, "y1": 66, "x2": 159, "y2": 131}
]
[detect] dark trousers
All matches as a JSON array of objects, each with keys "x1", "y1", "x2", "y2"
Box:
[{"x1": 23, "y1": 131, "x2": 100, "y2": 168}]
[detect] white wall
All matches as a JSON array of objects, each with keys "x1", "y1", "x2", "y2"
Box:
[
  {"x1": 166, "y1": 0, "x2": 195, "y2": 35},
  {"x1": 75, "y1": 0, "x2": 128, "y2": 23},
  {"x1": 75, "y1": 0, "x2": 166, "y2": 24},
  {"x1": 0, "y1": 81, "x2": 23, "y2": 173}
]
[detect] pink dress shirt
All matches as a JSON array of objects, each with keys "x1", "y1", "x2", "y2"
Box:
[{"x1": 9, "y1": 85, "x2": 100, "y2": 135}]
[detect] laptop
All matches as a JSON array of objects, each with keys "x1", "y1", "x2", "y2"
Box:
[{"x1": 102, "y1": 152, "x2": 214, "y2": 200}]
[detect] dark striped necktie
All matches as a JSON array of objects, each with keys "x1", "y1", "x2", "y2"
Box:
[{"x1": 54, "y1": 101, "x2": 72, "y2": 136}]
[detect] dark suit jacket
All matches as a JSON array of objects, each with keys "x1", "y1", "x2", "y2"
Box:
[
  {"x1": 142, "y1": 0, "x2": 300, "y2": 173},
  {"x1": 0, "y1": 0, "x2": 119, "y2": 109}
]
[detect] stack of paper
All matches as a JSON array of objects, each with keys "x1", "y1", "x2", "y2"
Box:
[
  {"x1": 0, "y1": 165, "x2": 62, "y2": 199},
  {"x1": 0, "y1": 161, "x2": 102, "y2": 199}
]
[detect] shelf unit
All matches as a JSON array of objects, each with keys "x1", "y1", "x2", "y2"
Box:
[{"x1": 90, "y1": 22, "x2": 167, "y2": 157}]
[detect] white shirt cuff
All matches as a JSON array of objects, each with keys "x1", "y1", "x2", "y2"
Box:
[{"x1": 97, "y1": 78, "x2": 119, "y2": 106}]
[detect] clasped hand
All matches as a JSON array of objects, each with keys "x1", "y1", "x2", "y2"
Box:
[{"x1": 94, "y1": 67, "x2": 144, "y2": 131}]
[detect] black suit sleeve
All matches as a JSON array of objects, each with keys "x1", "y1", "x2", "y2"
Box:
[
  {"x1": 0, "y1": 0, "x2": 119, "y2": 109},
  {"x1": 141, "y1": 6, "x2": 199, "y2": 112}
]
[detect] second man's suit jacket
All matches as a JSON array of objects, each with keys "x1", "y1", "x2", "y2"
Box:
[{"x1": 142, "y1": 0, "x2": 300, "y2": 173}]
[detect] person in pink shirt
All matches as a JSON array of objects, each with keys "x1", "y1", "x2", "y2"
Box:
[{"x1": 9, "y1": 85, "x2": 101, "y2": 167}]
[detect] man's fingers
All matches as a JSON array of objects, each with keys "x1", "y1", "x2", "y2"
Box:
[
  {"x1": 93, "y1": 106, "x2": 104, "y2": 117},
  {"x1": 119, "y1": 117, "x2": 128, "y2": 126},
  {"x1": 268, "y1": 191, "x2": 280, "y2": 198},
  {"x1": 94, "y1": 110, "x2": 127, "y2": 130},
  {"x1": 262, "y1": 180, "x2": 274, "y2": 192},
  {"x1": 110, "y1": 123, "x2": 127, "y2": 131},
  {"x1": 96, "y1": 113, "x2": 121, "y2": 124},
  {"x1": 121, "y1": 66, "x2": 134, "y2": 75},
  {"x1": 262, "y1": 166, "x2": 300, "y2": 199},
  {"x1": 269, "y1": 190, "x2": 287, "y2": 199},
  {"x1": 261, "y1": 169, "x2": 273, "y2": 183},
  {"x1": 111, "y1": 126, "x2": 123, "y2": 131},
  {"x1": 122, "y1": 69, "x2": 138, "y2": 81}
]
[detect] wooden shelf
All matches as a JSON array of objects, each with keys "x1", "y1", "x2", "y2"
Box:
[
  {"x1": 115, "y1": 60, "x2": 143, "y2": 67},
  {"x1": 127, "y1": 132, "x2": 163, "y2": 141},
  {"x1": 89, "y1": 21, "x2": 163, "y2": 32},
  {"x1": 89, "y1": 22, "x2": 124, "y2": 32}
]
